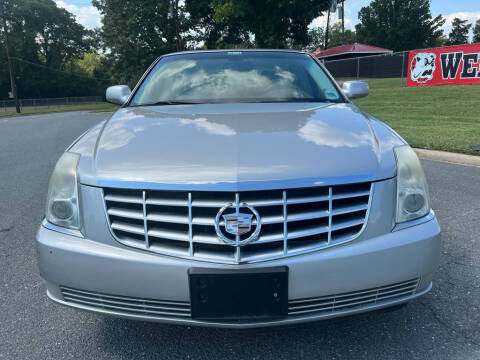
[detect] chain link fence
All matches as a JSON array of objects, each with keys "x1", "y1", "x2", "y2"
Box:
[
  {"x1": 323, "y1": 51, "x2": 409, "y2": 85},
  {"x1": 1, "y1": 95, "x2": 103, "y2": 112}
]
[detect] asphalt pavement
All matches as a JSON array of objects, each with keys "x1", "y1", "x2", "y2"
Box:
[{"x1": 0, "y1": 111, "x2": 479, "y2": 360}]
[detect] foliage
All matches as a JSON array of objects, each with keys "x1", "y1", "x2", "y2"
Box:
[
  {"x1": 447, "y1": 18, "x2": 471, "y2": 45},
  {"x1": 306, "y1": 27, "x2": 325, "y2": 53},
  {"x1": 355, "y1": 0, "x2": 445, "y2": 51},
  {"x1": 92, "y1": 0, "x2": 185, "y2": 86},
  {"x1": 210, "y1": 0, "x2": 330, "y2": 48},
  {"x1": 434, "y1": 35, "x2": 449, "y2": 47},
  {"x1": 76, "y1": 53, "x2": 103, "y2": 77},
  {"x1": 327, "y1": 23, "x2": 357, "y2": 48},
  {"x1": 306, "y1": 24, "x2": 356, "y2": 53},
  {"x1": 0, "y1": 0, "x2": 105, "y2": 100},
  {"x1": 93, "y1": 0, "x2": 330, "y2": 80},
  {"x1": 185, "y1": 0, "x2": 252, "y2": 49},
  {"x1": 474, "y1": 19, "x2": 480, "y2": 44}
]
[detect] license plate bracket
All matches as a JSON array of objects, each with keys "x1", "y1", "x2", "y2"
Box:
[{"x1": 188, "y1": 267, "x2": 288, "y2": 320}]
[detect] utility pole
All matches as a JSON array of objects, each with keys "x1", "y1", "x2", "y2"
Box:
[
  {"x1": 0, "y1": 2, "x2": 20, "y2": 113},
  {"x1": 174, "y1": 0, "x2": 180, "y2": 51},
  {"x1": 324, "y1": 8, "x2": 330, "y2": 49},
  {"x1": 341, "y1": 0, "x2": 345, "y2": 45}
]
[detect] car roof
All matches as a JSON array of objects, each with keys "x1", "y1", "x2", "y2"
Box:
[{"x1": 162, "y1": 49, "x2": 309, "y2": 57}]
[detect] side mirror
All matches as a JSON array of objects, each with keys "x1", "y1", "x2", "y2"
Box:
[
  {"x1": 106, "y1": 85, "x2": 131, "y2": 105},
  {"x1": 341, "y1": 81, "x2": 369, "y2": 99}
]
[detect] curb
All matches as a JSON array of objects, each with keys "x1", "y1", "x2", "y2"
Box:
[{"x1": 414, "y1": 148, "x2": 480, "y2": 168}]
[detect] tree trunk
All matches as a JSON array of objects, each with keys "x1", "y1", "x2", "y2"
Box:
[
  {"x1": 1, "y1": 4, "x2": 20, "y2": 113},
  {"x1": 324, "y1": 8, "x2": 330, "y2": 49}
]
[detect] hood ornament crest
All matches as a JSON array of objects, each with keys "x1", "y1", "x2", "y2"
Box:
[{"x1": 215, "y1": 203, "x2": 261, "y2": 246}]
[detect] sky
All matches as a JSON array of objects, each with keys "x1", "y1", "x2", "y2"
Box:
[{"x1": 56, "y1": 0, "x2": 480, "y2": 39}]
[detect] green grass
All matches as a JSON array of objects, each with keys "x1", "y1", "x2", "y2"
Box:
[
  {"x1": 2, "y1": 84, "x2": 479, "y2": 155},
  {"x1": 351, "y1": 78, "x2": 480, "y2": 155},
  {"x1": 0, "y1": 102, "x2": 118, "y2": 118}
]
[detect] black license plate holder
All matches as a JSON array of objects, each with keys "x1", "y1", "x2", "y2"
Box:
[{"x1": 188, "y1": 267, "x2": 288, "y2": 320}]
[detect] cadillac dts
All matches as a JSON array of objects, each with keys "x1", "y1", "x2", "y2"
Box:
[{"x1": 36, "y1": 50, "x2": 440, "y2": 328}]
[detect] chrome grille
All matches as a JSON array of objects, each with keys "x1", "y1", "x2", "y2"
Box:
[{"x1": 103, "y1": 182, "x2": 373, "y2": 264}]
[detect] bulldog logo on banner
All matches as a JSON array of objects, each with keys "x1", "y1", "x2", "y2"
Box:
[
  {"x1": 410, "y1": 52, "x2": 436, "y2": 84},
  {"x1": 407, "y1": 43, "x2": 480, "y2": 87}
]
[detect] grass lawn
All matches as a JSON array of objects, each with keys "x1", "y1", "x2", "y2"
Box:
[
  {"x1": 1, "y1": 84, "x2": 478, "y2": 155},
  {"x1": 0, "y1": 102, "x2": 118, "y2": 118},
  {"x1": 351, "y1": 78, "x2": 480, "y2": 155}
]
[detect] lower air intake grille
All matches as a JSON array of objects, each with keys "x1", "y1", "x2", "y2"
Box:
[
  {"x1": 288, "y1": 278, "x2": 419, "y2": 316},
  {"x1": 103, "y1": 182, "x2": 373, "y2": 264},
  {"x1": 59, "y1": 286, "x2": 191, "y2": 319},
  {"x1": 60, "y1": 278, "x2": 418, "y2": 322}
]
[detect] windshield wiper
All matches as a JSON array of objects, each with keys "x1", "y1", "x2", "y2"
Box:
[
  {"x1": 132, "y1": 100, "x2": 202, "y2": 107},
  {"x1": 132, "y1": 98, "x2": 342, "y2": 106}
]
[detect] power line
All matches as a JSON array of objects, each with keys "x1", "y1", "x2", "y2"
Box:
[{"x1": 10, "y1": 56, "x2": 112, "y2": 82}]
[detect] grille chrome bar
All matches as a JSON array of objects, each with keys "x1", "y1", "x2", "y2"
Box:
[
  {"x1": 283, "y1": 190, "x2": 287, "y2": 255},
  {"x1": 288, "y1": 279, "x2": 418, "y2": 315},
  {"x1": 235, "y1": 193, "x2": 240, "y2": 262},
  {"x1": 103, "y1": 182, "x2": 373, "y2": 264},
  {"x1": 328, "y1": 187, "x2": 333, "y2": 244},
  {"x1": 142, "y1": 191, "x2": 149, "y2": 248},
  {"x1": 111, "y1": 222, "x2": 144, "y2": 235},
  {"x1": 188, "y1": 192, "x2": 193, "y2": 256},
  {"x1": 60, "y1": 286, "x2": 191, "y2": 318},
  {"x1": 107, "y1": 208, "x2": 143, "y2": 220}
]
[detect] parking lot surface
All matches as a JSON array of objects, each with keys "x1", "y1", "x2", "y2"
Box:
[{"x1": 0, "y1": 112, "x2": 479, "y2": 359}]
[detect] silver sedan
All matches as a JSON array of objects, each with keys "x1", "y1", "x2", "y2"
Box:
[{"x1": 36, "y1": 50, "x2": 440, "y2": 328}]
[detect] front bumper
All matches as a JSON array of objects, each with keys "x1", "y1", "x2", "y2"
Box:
[{"x1": 36, "y1": 213, "x2": 440, "y2": 328}]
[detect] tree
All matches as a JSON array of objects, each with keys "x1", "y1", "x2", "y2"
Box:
[
  {"x1": 435, "y1": 35, "x2": 448, "y2": 47},
  {"x1": 448, "y1": 18, "x2": 471, "y2": 45},
  {"x1": 474, "y1": 19, "x2": 480, "y2": 43},
  {"x1": 211, "y1": 0, "x2": 331, "y2": 48},
  {"x1": 185, "y1": 0, "x2": 252, "y2": 49},
  {"x1": 306, "y1": 27, "x2": 325, "y2": 53},
  {"x1": 77, "y1": 53, "x2": 103, "y2": 76},
  {"x1": 327, "y1": 23, "x2": 356, "y2": 48},
  {"x1": 17, "y1": 0, "x2": 89, "y2": 68},
  {"x1": 92, "y1": 0, "x2": 186, "y2": 85},
  {"x1": 1, "y1": 0, "x2": 20, "y2": 111},
  {"x1": 355, "y1": 0, "x2": 445, "y2": 51},
  {"x1": 0, "y1": 0, "x2": 99, "y2": 100}
]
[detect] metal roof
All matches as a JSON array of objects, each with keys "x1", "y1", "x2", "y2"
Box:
[{"x1": 313, "y1": 43, "x2": 393, "y2": 59}]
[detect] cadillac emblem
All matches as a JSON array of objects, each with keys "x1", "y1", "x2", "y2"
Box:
[{"x1": 215, "y1": 203, "x2": 261, "y2": 246}]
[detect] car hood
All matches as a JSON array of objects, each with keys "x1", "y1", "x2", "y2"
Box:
[{"x1": 76, "y1": 102, "x2": 404, "y2": 190}]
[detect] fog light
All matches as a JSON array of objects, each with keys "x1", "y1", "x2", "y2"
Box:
[{"x1": 51, "y1": 200, "x2": 74, "y2": 220}]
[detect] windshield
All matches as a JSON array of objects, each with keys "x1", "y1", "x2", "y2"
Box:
[{"x1": 130, "y1": 51, "x2": 344, "y2": 106}]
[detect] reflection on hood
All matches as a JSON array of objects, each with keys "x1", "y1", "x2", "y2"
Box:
[
  {"x1": 179, "y1": 117, "x2": 236, "y2": 137},
  {"x1": 72, "y1": 102, "x2": 404, "y2": 186},
  {"x1": 299, "y1": 120, "x2": 373, "y2": 148}
]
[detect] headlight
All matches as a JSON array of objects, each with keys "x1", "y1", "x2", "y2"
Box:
[
  {"x1": 46, "y1": 152, "x2": 81, "y2": 229},
  {"x1": 394, "y1": 145, "x2": 430, "y2": 223}
]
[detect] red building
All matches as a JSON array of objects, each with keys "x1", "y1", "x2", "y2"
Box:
[{"x1": 313, "y1": 43, "x2": 393, "y2": 61}]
